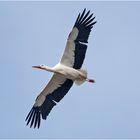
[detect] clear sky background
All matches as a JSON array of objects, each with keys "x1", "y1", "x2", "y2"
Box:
[{"x1": 0, "y1": 1, "x2": 140, "y2": 139}]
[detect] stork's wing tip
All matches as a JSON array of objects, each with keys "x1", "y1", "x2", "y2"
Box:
[{"x1": 25, "y1": 107, "x2": 41, "y2": 129}]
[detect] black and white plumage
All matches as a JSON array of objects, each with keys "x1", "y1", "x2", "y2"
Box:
[{"x1": 25, "y1": 8, "x2": 96, "y2": 128}]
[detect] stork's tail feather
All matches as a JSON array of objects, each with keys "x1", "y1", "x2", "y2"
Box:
[
  {"x1": 74, "y1": 79, "x2": 85, "y2": 85},
  {"x1": 79, "y1": 69, "x2": 87, "y2": 77},
  {"x1": 74, "y1": 69, "x2": 87, "y2": 86}
]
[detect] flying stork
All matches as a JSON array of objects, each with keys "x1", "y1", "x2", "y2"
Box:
[{"x1": 26, "y1": 8, "x2": 96, "y2": 128}]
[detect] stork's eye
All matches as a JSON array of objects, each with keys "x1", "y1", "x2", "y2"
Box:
[{"x1": 40, "y1": 64, "x2": 44, "y2": 67}]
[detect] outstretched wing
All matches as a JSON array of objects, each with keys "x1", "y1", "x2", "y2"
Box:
[
  {"x1": 26, "y1": 74, "x2": 73, "y2": 128},
  {"x1": 60, "y1": 8, "x2": 96, "y2": 69}
]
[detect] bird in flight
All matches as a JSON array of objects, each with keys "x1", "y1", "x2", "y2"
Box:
[{"x1": 25, "y1": 8, "x2": 96, "y2": 128}]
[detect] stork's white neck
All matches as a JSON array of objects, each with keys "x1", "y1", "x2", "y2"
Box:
[{"x1": 44, "y1": 65, "x2": 54, "y2": 72}]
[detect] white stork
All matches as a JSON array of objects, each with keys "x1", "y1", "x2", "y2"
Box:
[{"x1": 26, "y1": 8, "x2": 96, "y2": 128}]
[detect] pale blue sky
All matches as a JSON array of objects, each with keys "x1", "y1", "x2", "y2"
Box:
[{"x1": 0, "y1": 1, "x2": 140, "y2": 139}]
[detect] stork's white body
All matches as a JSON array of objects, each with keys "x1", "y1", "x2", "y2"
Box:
[{"x1": 52, "y1": 63, "x2": 87, "y2": 81}]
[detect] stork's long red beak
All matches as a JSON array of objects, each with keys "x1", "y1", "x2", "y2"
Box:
[{"x1": 32, "y1": 65, "x2": 42, "y2": 69}]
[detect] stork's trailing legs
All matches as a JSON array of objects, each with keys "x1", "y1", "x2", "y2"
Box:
[{"x1": 86, "y1": 79, "x2": 95, "y2": 83}]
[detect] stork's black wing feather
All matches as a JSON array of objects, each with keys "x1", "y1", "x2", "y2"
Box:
[
  {"x1": 73, "y1": 43, "x2": 87, "y2": 69},
  {"x1": 48, "y1": 79, "x2": 73, "y2": 102},
  {"x1": 72, "y1": 8, "x2": 96, "y2": 69},
  {"x1": 74, "y1": 8, "x2": 96, "y2": 43}
]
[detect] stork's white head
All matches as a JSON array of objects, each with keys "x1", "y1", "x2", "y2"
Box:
[{"x1": 32, "y1": 64, "x2": 46, "y2": 70}]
